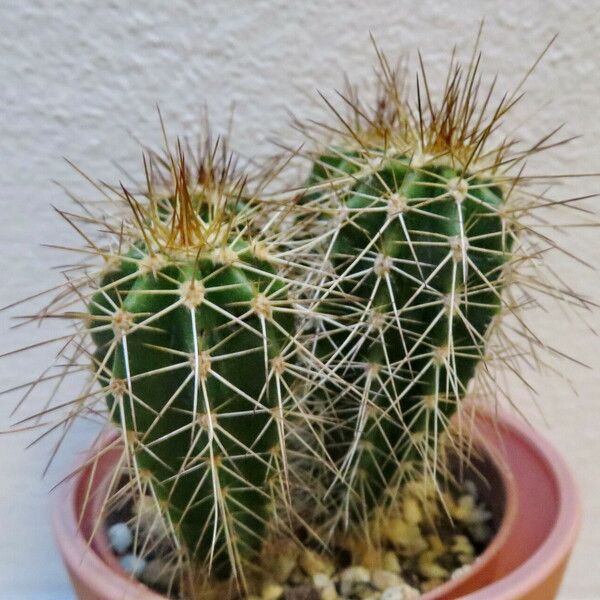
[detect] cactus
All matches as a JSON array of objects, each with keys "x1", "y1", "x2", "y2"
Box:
[
  {"x1": 310, "y1": 156, "x2": 508, "y2": 526},
  {"x1": 5, "y1": 39, "x2": 593, "y2": 600},
  {"x1": 297, "y1": 46, "x2": 582, "y2": 536},
  {"x1": 89, "y1": 142, "x2": 300, "y2": 587},
  {"x1": 17, "y1": 133, "x2": 335, "y2": 597},
  {"x1": 3, "y1": 126, "x2": 344, "y2": 596}
]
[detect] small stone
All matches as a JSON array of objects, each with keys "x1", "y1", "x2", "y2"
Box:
[
  {"x1": 426, "y1": 535, "x2": 445, "y2": 554},
  {"x1": 272, "y1": 543, "x2": 300, "y2": 583},
  {"x1": 452, "y1": 495, "x2": 491, "y2": 526},
  {"x1": 289, "y1": 567, "x2": 308, "y2": 585},
  {"x1": 452, "y1": 494, "x2": 475, "y2": 520},
  {"x1": 463, "y1": 479, "x2": 478, "y2": 500},
  {"x1": 384, "y1": 518, "x2": 427, "y2": 554},
  {"x1": 420, "y1": 579, "x2": 443, "y2": 593},
  {"x1": 451, "y1": 564, "x2": 472, "y2": 580},
  {"x1": 312, "y1": 573, "x2": 331, "y2": 589},
  {"x1": 403, "y1": 497, "x2": 422, "y2": 525},
  {"x1": 283, "y1": 585, "x2": 320, "y2": 600},
  {"x1": 371, "y1": 569, "x2": 402, "y2": 591},
  {"x1": 312, "y1": 574, "x2": 337, "y2": 600},
  {"x1": 418, "y1": 551, "x2": 448, "y2": 580},
  {"x1": 119, "y1": 553, "x2": 147, "y2": 578},
  {"x1": 357, "y1": 544, "x2": 386, "y2": 570},
  {"x1": 262, "y1": 582, "x2": 284, "y2": 600},
  {"x1": 320, "y1": 587, "x2": 338, "y2": 600},
  {"x1": 385, "y1": 517, "x2": 409, "y2": 544},
  {"x1": 382, "y1": 552, "x2": 401, "y2": 574},
  {"x1": 380, "y1": 584, "x2": 420, "y2": 600},
  {"x1": 469, "y1": 522, "x2": 493, "y2": 544},
  {"x1": 451, "y1": 534, "x2": 474, "y2": 563},
  {"x1": 107, "y1": 522, "x2": 132, "y2": 555},
  {"x1": 339, "y1": 566, "x2": 371, "y2": 597}
]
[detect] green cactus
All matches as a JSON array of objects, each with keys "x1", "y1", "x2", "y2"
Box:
[
  {"x1": 300, "y1": 57, "x2": 522, "y2": 533},
  {"x1": 88, "y1": 143, "x2": 300, "y2": 587}
]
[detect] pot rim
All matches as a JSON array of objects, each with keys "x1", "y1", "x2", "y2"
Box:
[
  {"x1": 460, "y1": 410, "x2": 581, "y2": 599},
  {"x1": 53, "y1": 432, "x2": 167, "y2": 600}
]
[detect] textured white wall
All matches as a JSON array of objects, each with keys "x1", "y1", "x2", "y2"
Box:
[{"x1": 0, "y1": 1, "x2": 598, "y2": 598}]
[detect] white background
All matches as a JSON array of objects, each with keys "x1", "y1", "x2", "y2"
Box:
[{"x1": 0, "y1": 1, "x2": 599, "y2": 598}]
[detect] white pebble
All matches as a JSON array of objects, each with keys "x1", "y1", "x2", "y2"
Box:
[
  {"x1": 381, "y1": 583, "x2": 420, "y2": 600},
  {"x1": 463, "y1": 479, "x2": 478, "y2": 500},
  {"x1": 339, "y1": 566, "x2": 370, "y2": 597},
  {"x1": 313, "y1": 573, "x2": 332, "y2": 588},
  {"x1": 119, "y1": 553, "x2": 147, "y2": 578},
  {"x1": 312, "y1": 574, "x2": 338, "y2": 600},
  {"x1": 107, "y1": 522, "x2": 133, "y2": 555}
]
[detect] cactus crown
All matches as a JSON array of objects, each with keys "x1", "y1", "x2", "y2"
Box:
[{"x1": 126, "y1": 141, "x2": 248, "y2": 252}]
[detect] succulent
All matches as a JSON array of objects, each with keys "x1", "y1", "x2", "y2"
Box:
[
  {"x1": 295, "y1": 45, "x2": 590, "y2": 536},
  {"x1": 90, "y1": 152, "x2": 300, "y2": 587},
  {"x1": 7, "y1": 135, "x2": 333, "y2": 596}
]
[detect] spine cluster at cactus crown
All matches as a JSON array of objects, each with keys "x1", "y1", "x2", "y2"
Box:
[{"x1": 4, "y1": 41, "x2": 595, "y2": 599}]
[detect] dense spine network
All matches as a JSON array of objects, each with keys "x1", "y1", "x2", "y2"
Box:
[
  {"x1": 5, "y1": 134, "x2": 335, "y2": 597},
  {"x1": 294, "y1": 41, "x2": 593, "y2": 538},
  {"x1": 3, "y1": 38, "x2": 596, "y2": 599}
]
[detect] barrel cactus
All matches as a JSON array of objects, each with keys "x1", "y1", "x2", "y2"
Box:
[
  {"x1": 19, "y1": 135, "x2": 328, "y2": 596},
  {"x1": 306, "y1": 156, "x2": 509, "y2": 524},
  {"x1": 92, "y1": 162, "x2": 295, "y2": 585},
  {"x1": 296, "y1": 46, "x2": 584, "y2": 539}
]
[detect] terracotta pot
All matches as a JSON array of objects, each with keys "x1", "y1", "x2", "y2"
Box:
[{"x1": 53, "y1": 411, "x2": 581, "y2": 600}]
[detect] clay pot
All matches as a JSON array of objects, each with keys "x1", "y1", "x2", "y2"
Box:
[{"x1": 53, "y1": 410, "x2": 581, "y2": 600}]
